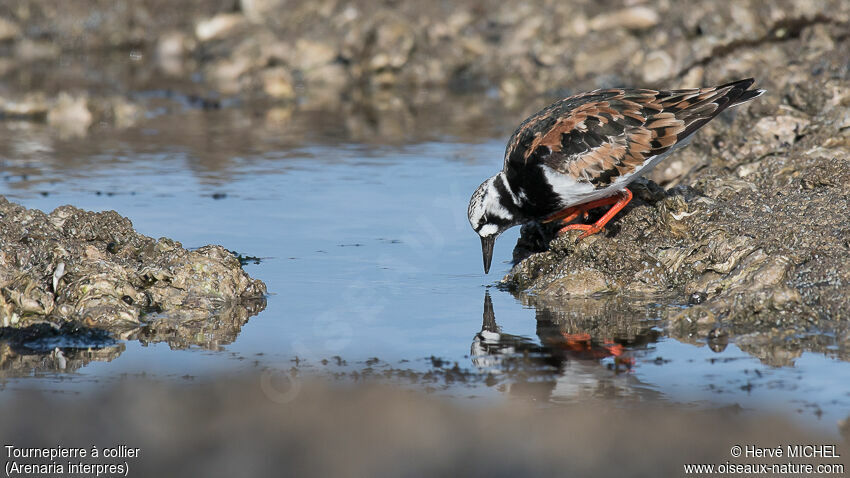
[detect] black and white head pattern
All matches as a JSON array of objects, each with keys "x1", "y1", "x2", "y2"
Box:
[{"x1": 467, "y1": 174, "x2": 520, "y2": 238}]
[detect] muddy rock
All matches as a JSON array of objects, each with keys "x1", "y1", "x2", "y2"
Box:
[{"x1": 0, "y1": 197, "x2": 267, "y2": 347}]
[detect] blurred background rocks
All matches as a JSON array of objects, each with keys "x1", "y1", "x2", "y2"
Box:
[{"x1": 0, "y1": 0, "x2": 846, "y2": 147}]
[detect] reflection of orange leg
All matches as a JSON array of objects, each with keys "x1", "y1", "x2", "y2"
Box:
[
  {"x1": 603, "y1": 342, "x2": 624, "y2": 357},
  {"x1": 603, "y1": 339, "x2": 635, "y2": 368},
  {"x1": 615, "y1": 356, "x2": 636, "y2": 368},
  {"x1": 560, "y1": 332, "x2": 591, "y2": 350},
  {"x1": 558, "y1": 188, "x2": 633, "y2": 240}
]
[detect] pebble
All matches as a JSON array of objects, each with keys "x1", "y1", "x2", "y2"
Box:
[
  {"x1": 589, "y1": 7, "x2": 660, "y2": 31},
  {"x1": 0, "y1": 17, "x2": 20, "y2": 41},
  {"x1": 195, "y1": 13, "x2": 246, "y2": 42}
]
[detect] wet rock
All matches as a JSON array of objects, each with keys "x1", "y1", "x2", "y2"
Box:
[
  {"x1": 127, "y1": 298, "x2": 266, "y2": 350},
  {"x1": 640, "y1": 50, "x2": 676, "y2": 84},
  {"x1": 518, "y1": 286, "x2": 850, "y2": 370},
  {"x1": 706, "y1": 327, "x2": 729, "y2": 352},
  {"x1": 14, "y1": 39, "x2": 60, "y2": 60},
  {"x1": 539, "y1": 267, "x2": 610, "y2": 297},
  {"x1": 0, "y1": 17, "x2": 20, "y2": 42},
  {"x1": 368, "y1": 17, "x2": 416, "y2": 72},
  {"x1": 0, "y1": 197, "x2": 267, "y2": 342},
  {"x1": 262, "y1": 67, "x2": 296, "y2": 100},
  {"x1": 156, "y1": 31, "x2": 196, "y2": 75},
  {"x1": 688, "y1": 292, "x2": 707, "y2": 305},
  {"x1": 680, "y1": 66, "x2": 705, "y2": 89},
  {"x1": 195, "y1": 13, "x2": 247, "y2": 42},
  {"x1": 157, "y1": 31, "x2": 193, "y2": 59},
  {"x1": 753, "y1": 115, "x2": 810, "y2": 144},
  {"x1": 0, "y1": 93, "x2": 48, "y2": 119},
  {"x1": 1, "y1": 90, "x2": 147, "y2": 134},
  {"x1": 294, "y1": 38, "x2": 337, "y2": 72},
  {"x1": 87, "y1": 96, "x2": 144, "y2": 129},
  {"x1": 208, "y1": 57, "x2": 255, "y2": 94},
  {"x1": 0, "y1": 339, "x2": 125, "y2": 377},
  {"x1": 588, "y1": 7, "x2": 660, "y2": 31},
  {"x1": 572, "y1": 32, "x2": 640, "y2": 79},
  {"x1": 0, "y1": 0, "x2": 845, "y2": 113},
  {"x1": 46, "y1": 93, "x2": 93, "y2": 138},
  {"x1": 504, "y1": 31, "x2": 850, "y2": 359},
  {"x1": 735, "y1": 333, "x2": 805, "y2": 367},
  {"x1": 428, "y1": 10, "x2": 473, "y2": 41},
  {"x1": 0, "y1": 321, "x2": 124, "y2": 376},
  {"x1": 110, "y1": 97, "x2": 143, "y2": 128},
  {"x1": 240, "y1": 0, "x2": 286, "y2": 23}
]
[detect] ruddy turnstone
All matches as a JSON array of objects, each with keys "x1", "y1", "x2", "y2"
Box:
[{"x1": 468, "y1": 78, "x2": 764, "y2": 273}]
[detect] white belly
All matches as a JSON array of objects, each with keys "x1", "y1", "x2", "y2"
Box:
[{"x1": 542, "y1": 137, "x2": 692, "y2": 208}]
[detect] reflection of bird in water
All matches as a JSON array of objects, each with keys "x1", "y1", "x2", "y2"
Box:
[
  {"x1": 471, "y1": 292, "x2": 663, "y2": 403},
  {"x1": 541, "y1": 331, "x2": 634, "y2": 369},
  {"x1": 471, "y1": 293, "x2": 545, "y2": 369}
]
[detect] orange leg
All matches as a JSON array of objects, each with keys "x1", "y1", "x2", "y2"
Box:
[
  {"x1": 542, "y1": 194, "x2": 623, "y2": 224},
  {"x1": 557, "y1": 188, "x2": 633, "y2": 240},
  {"x1": 542, "y1": 207, "x2": 583, "y2": 225}
]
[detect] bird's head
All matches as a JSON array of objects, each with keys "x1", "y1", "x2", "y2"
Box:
[{"x1": 468, "y1": 175, "x2": 517, "y2": 274}]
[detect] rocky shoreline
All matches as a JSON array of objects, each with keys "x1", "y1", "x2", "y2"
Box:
[
  {"x1": 1, "y1": 1, "x2": 848, "y2": 136},
  {"x1": 0, "y1": 197, "x2": 267, "y2": 374},
  {"x1": 1, "y1": 0, "x2": 849, "y2": 371},
  {"x1": 502, "y1": 23, "x2": 850, "y2": 359}
]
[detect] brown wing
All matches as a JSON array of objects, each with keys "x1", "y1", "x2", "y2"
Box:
[{"x1": 503, "y1": 78, "x2": 763, "y2": 188}]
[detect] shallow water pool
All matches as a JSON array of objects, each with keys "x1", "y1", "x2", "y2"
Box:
[{"x1": 2, "y1": 105, "x2": 849, "y2": 436}]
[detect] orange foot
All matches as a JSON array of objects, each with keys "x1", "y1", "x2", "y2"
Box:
[{"x1": 543, "y1": 188, "x2": 634, "y2": 241}]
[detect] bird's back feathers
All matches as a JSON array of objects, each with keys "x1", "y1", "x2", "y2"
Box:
[{"x1": 503, "y1": 78, "x2": 764, "y2": 189}]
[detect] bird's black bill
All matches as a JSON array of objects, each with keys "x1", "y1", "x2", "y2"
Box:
[{"x1": 480, "y1": 236, "x2": 495, "y2": 274}]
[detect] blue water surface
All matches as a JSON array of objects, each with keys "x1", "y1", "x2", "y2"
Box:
[{"x1": 1, "y1": 108, "x2": 849, "y2": 435}]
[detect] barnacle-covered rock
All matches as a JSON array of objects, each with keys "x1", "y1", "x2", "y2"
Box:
[
  {"x1": 504, "y1": 47, "x2": 850, "y2": 362},
  {"x1": 0, "y1": 197, "x2": 267, "y2": 356}
]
